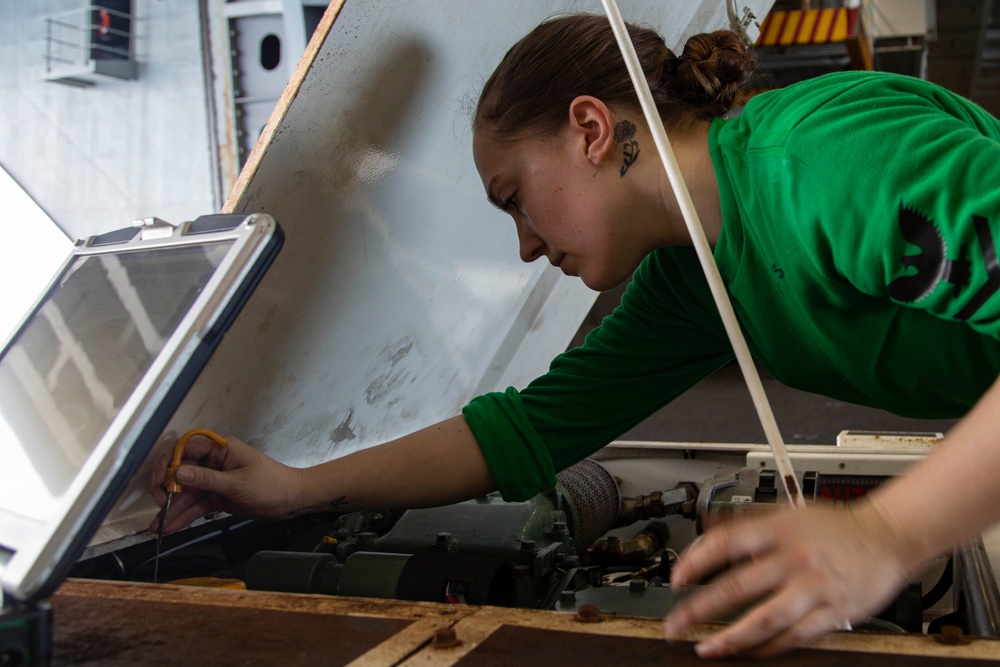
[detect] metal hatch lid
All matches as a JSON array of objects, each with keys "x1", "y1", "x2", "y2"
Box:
[{"x1": 91, "y1": 0, "x2": 774, "y2": 552}]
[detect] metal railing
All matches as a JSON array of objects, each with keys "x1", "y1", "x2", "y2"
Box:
[{"x1": 43, "y1": 4, "x2": 136, "y2": 73}]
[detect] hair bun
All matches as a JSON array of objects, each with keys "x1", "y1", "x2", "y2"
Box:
[{"x1": 674, "y1": 31, "x2": 755, "y2": 119}]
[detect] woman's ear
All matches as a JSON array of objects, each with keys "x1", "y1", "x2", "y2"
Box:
[{"x1": 568, "y1": 96, "x2": 615, "y2": 167}]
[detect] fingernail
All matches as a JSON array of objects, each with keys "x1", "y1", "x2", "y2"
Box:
[
  {"x1": 696, "y1": 640, "x2": 721, "y2": 658},
  {"x1": 176, "y1": 466, "x2": 194, "y2": 483},
  {"x1": 664, "y1": 616, "x2": 683, "y2": 641}
]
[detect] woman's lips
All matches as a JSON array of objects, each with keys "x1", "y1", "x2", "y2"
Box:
[{"x1": 553, "y1": 254, "x2": 573, "y2": 275}]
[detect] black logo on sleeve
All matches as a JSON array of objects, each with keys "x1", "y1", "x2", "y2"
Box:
[
  {"x1": 957, "y1": 215, "x2": 1000, "y2": 320},
  {"x1": 887, "y1": 203, "x2": 1000, "y2": 320}
]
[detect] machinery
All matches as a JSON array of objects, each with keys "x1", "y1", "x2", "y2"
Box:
[{"x1": 68, "y1": 433, "x2": 997, "y2": 642}]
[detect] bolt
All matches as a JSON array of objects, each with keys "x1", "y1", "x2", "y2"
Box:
[
  {"x1": 574, "y1": 604, "x2": 602, "y2": 623},
  {"x1": 355, "y1": 531, "x2": 376, "y2": 544},
  {"x1": 560, "y1": 555, "x2": 581, "y2": 568},
  {"x1": 519, "y1": 539, "x2": 537, "y2": 553},
  {"x1": 936, "y1": 625, "x2": 971, "y2": 646},
  {"x1": 629, "y1": 578, "x2": 646, "y2": 591},
  {"x1": 559, "y1": 589, "x2": 577, "y2": 603},
  {"x1": 432, "y1": 626, "x2": 461, "y2": 649},
  {"x1": 436, "y1": 532, "x2": 451, "y2": 545}
]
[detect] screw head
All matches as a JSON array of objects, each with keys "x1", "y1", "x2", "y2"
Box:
[
  {"x1": 574, "y1": 604, "x2": 602, "y2": 623},
  {"x1": 432, "y1": 626, "x2": 461, "y2": 649},
  {"x1": 937, "y1": 625, "x2": 971, "y2": 646}
]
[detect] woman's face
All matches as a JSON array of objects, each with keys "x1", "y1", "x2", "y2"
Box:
[{"x1": 472, "y1": 124, "x2": 650, "y2": 292}]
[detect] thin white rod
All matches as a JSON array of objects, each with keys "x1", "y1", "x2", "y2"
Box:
[{"x1": 600, "y1": 0, "x2": 805, "y2": 510}]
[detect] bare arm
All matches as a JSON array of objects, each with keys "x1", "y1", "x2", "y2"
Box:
[
  {"x1": 297, "y1": 415, "x2": 496, "y2": 513},
  {"x1": 665, "y1": 375, "x2": 1000, "y2": 657},
  {"x1": 150, "y1": 415, "x2": 495, "y2": 533},
  {"x1": 873, "y1": 374, "x2": 1000, "y2": 567}
]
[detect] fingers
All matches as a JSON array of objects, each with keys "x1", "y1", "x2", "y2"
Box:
[
  {"x1": 688, "y1": 585, "x2": 813, "y2": 658},
  {"x1": 665, "y1": 548, "x2": 791, "y2": 641},
  {"x1": 147, "y1": 432, "x2": 244, "y2": 531},
  {"x1": 744, "y1": 606, "x2": 848, "y2": 659},
  {"x1": 187, "y1": 432, "x2": 238, "y2": 457},
  {"x1": 694, "y1": 593, "x2": 847, "y2": 659},
  {"x1": 670, "y1": 515, "x2": 776, "y2": 588},
  {"x1": 148, "y1": 433, "x2": 235, "y2": 494},
  {"x1": 173, "y1": 462, "x2": 237, "y2": 496},
  {"x1": 160, "y1": 498, "x2": 217, "y2": 534}
]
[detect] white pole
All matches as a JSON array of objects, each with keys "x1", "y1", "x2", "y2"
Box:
[{"x1": 600, "y1": 0, "x2": 806, "y2": 510}]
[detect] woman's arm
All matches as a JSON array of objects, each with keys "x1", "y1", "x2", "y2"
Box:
[
  {"x1": 297, "y1": 415, "x2": 496, "y2": 512},
  {"x1": 149, "y1": 415, "x2": 495, "y2": 533},
  {"x1": 664, "y1": 374, "x2": 1000, "y2": 658}
]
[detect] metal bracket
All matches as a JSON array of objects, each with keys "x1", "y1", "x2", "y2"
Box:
[
  {"x1": 132, "y1": 216, "x2": 176, "y2": 241},
  {"x1": 728, "y1": 1, "x2": 759, "y2": 45}
]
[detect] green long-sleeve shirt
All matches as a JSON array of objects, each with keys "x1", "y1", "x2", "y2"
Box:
[{"x1": 463, "y1": 71, "x2": 1000, "y2": 501}]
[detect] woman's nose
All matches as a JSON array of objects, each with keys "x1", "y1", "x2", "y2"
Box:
[{"x1": 517, "y1": 223, "x2": 545, "y2": 263}]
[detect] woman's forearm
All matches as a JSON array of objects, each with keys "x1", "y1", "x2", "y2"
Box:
[
  {"x1": 296, "y1": 415, "x2": 496, "y2": 514},
  {"x1": 867, "y1": 375, "x2": 1000, "y2": 574}
]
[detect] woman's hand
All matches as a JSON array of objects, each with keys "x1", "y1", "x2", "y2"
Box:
[
  {"x1": 664, "y1": 499, "x2": 920, "y2": 658},
  {"x1": 148, "y1": 433, "x2": 304, "y2": 534}
]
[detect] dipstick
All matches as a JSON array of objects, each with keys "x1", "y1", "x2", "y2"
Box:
[{"x1": 154, "y1": 429, "x2": 229, "y2": 583}]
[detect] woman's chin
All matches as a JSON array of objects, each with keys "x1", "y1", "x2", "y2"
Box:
[{"x1": 580, "y1": 271, "x2": 628, "y2": 293}]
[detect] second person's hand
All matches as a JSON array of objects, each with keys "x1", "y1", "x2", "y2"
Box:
[{"x1": 664, "y1": 499, "x2": 922, "y2": 658}]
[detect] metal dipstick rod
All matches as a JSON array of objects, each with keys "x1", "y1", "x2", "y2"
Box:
[{"x1": 600, "y1": 0, "x2": 806, "y2": 510}]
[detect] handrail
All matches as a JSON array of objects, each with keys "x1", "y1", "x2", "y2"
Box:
[
  {"x1": 42, "y1": 5, "x2": 139, "y2": 77},
  {"x1": 45, "y1": 5, "x2": 136, "y2": 22}
]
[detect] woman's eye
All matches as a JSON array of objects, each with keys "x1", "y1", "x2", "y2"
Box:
[{"x1": 503, "y1": 194, "x2": 520, "y2": 213}]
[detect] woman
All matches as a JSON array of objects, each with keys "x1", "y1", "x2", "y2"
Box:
[{"x1": 151, "y1": 14, "x2": 1000, "y2": 657}]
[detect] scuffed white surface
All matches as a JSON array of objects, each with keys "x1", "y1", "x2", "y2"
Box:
[{"x1": 94, "y1": 0, "x2": 774, "y2": 550}]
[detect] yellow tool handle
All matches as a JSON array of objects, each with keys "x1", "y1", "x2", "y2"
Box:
[{"x1": 164, "y1": 429, "x2": 228, "y2": 493}]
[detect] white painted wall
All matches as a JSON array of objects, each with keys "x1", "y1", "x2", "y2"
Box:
[{"x1": 0, "y1": 0, "x2": 218, "y2": 241}]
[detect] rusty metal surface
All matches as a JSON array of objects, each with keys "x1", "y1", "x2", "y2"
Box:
[
  {"x1": 452, "y1": 624, "x2": 998, "y2": 667},
  {"x1": 53, "y1": 591, "x2": 412, "y2": 666},
  {"x1": 51, "y1": 580, "x2": 1000, "y2": 666}
]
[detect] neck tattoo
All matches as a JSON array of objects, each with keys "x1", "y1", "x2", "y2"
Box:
[{"x1": 613, "y1": 120, "x2": 640, "y2": 176}]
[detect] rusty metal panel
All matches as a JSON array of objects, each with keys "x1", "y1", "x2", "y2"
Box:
[
  {"x1": 50, "y1": 580, "x2": 1000, "y2": 666},
  {"x1": 452, "y1": 624, "x2": 999, "y2": 667},
  {"x1": 54, "y1": 594, "x2": 412, "y2": 666}
]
